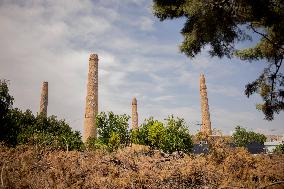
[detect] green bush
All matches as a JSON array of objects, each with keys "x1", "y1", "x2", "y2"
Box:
[
  {"x1": 131, "y1": 117, "x2": 156, "y2": 146},
  {"x1": 0, "y1": 80, "x2": 84, "y2": 150},
  {"x1": 232, "y1": 126, "x2": 267, "y2": 147},
  {"x1": 85, "y1": 137, "x2": 108, "y2": 151},
  {"x1": 131, "y1": 116, "x2": 193, "y2": 154},
  {"x1": 274, "y1": 144, "x2": 284, "y2": 154},
  {"x1": 94, "y1": 112, "x2": 130, "y2": 151},
  {"x1": 162, "y1": 116, "x2": 193, "y2": 154}
]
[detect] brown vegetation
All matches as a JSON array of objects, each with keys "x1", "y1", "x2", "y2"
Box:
[{"x1": 0, "y1": 142, "x2": 283, "y2": 189}]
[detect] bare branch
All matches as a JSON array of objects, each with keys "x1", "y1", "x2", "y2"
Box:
[{"x1": 249, "y1": 24, "x2": 284, "y2": 51}]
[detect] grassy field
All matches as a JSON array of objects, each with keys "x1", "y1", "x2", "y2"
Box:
[{"x1": 0, "y1": 143, "x2": 283, "y2": 189}]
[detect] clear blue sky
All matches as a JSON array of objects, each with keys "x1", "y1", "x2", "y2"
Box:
[{"x1": 0, "y1": 0, "x2": 283, "y2": 135}]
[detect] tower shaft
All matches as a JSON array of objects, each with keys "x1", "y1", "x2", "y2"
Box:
[
  {"x1": 200, "y1": 74, "x2": 212, "y2": 135},
  {"x1": 131, "y1": 97, "x2": 138, "y2": 130},
  {"x1": 83, "y1": 54, "x2": 99, "y2": 142},
  {"x1": 39, "y1": 81, "x2": 48, "y2": 116}
]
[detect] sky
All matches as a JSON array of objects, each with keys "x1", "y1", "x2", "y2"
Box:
[{"x1": 0, "y1": 0, "x2": 283, "y2": 135}]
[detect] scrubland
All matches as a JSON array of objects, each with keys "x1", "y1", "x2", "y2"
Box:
[{"x1": 1, "y1": 142, "x2": 283, "y2": 189}]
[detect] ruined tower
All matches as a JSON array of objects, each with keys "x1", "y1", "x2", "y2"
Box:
[
  {"x1": 39, "y1": 81, "x2": 48, "y2": 116},
  {"x1": 200, "y1": 74, "x2": 212, "y2": 135},
  {"x1": 83, "y1": 54, "x2": 99, "y2": 142},
  {"x1": 131, "y1": 97, "x2": 138, "y2": 130}
]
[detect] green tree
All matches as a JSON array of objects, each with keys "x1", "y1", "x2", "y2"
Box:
[
  {"x1": 0, "y1": 80, "x2": 84, "y2": 150},
  {"x1": 131, "y1": 117, "x2": 156, "y2": 146},
  {"x1": 95, "y1": 112, "x2": 130, "y2": 151},
  {"x1": 162, "y1": 116, "x2": 193, "y2": 154},
  {"x1": 131, "y1": 116, "x2": 193, "y2": 154},
  {"x1": 0, "y1": 80, "x2": 19, "y2": 146},
  {"x1": 152, "y1": 0, "x2": 284, "y2": 120},
  {"x1": 148, "y1": 121, "x2": 165, "y2": 148},
  {"x1": 232, "y1": 126, "x2": 267, "y2": 147},
  {"x1": 0, "y1": 80, "x2": 14, "y2": 119},
  {"x1": 17, "y1": 114, "x2": 84, "y2": 151}
]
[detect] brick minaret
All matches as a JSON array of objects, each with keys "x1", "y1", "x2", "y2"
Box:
[
  {"x1": 83, "y1": 54, "x2": 99, "y2": 142},
  {"x1": 131, "y1": 97, "x2": 138, "y2": 130},
  {"x1": 39, "y1": 81, "x2": 48, "y2": 116},
  {"x1": 200, "y1": 74, "x2": 212, "y2": 135}
]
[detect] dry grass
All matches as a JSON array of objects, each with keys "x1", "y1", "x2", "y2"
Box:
[{"x1": 0, "y1": 143, "x2": 283, "y2": 189}]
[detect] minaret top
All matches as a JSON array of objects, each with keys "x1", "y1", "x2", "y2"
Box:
[
  {"x1": 132, "y1": 97, "x2": 137, "y2": 105},
  {"x1": 200, "y1": 73, "x2": 205, "y2": 80},
  {"x1": 200, "y1": 73, "x2": 206, "y2": 88},
  {"x1": 89, "y1": 53, "x2": 99, "y2": 61}
]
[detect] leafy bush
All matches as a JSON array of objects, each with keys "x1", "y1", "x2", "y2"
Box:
[
  {"x1": 0, "y1": 80, "x2": 16, "y2": 145},
  {"x1": 162, "y1": 116, "x2": 193, "y2": 154},
  {"x1": 232, "y1": 126, "x2": 266, "y2": 147},
  {"x1": 131, "y1": 116, "x2": 193, "y2": 154},
  {"x1": 85, "y1": 137, "x2": 108, "y2": 151},
  {"x1": 0, "y1": 80, "x2": 84, "y2": 150},
  {"x1": 93, "y1": 112, "x2": 130, "y2": 151},
  {"x1": 274, "y1": 144, "x2": 284, "y2": 154},
  {"x1": 131, "y1": 117, "x2": 155, "y2": 146}
]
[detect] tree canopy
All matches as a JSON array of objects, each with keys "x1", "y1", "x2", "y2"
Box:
[
  {"x1": 0, "y1": 80, "x2": 84, "y2": 150},
  {"x1": 232, "y1": 126, "x2": 266, "y2": 147},
  {"x1": 152, "y1": 0, "x2": 284, "y2": 120}
]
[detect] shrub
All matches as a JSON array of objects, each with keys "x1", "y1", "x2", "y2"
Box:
[
  {"x1": 95, "y1": 112, "x2": 130, "y2": 151},
  {"x1": 11, "y1": 111, "x2": 84, "y2": 151},
  {"x1": 274, "y1": 144, "x2": 284, "y2": 154},
  {"x1": 131, "y1": 116, "x2": 193, "y2": 154},
  {"x1": 162, "y1": 116, "x2": 193, "y2": 154},
  {"x1": 85, "y1": 137, "x2": 108, "y2": 151},
  {"x1": 148, "y1": 121, "x2": 165, "y2": 148},
  {"x1": 131, "y1": 117, "x2": 156, "y2": 146},
  {"x1": 232, "y1": 126, "x2": 266, "y2": 147},
  {"x1": 0, "y1": 80, "x2": 84, "y2": 150}
]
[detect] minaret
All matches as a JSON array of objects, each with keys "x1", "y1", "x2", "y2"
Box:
[
  {"x1": 83, "y1": 54, "x2": 99, "y2": 142},
  {"x1": 131, "y1": 97, "x2": 138, "y2": 130},
  {"x1": 200, "y1": 74, "x2": 212, "y2": 135},
  {"x1": 39, "y1": 81, "x2": 48, "y2": 116}
]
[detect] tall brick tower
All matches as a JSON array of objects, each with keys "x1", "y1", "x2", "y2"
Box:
[
  {"x1": 131, "y1": 97, "x2": 138, "y2": 130},
  {"x1": 83, "y1": 54, "x2": 99, "y2": 142},
  {"x1": 39, "y1": 81, "x2": 48, "y2": 116},
  {"x1": 200, "y1": 74, "x2": 212, "y2": 135}
]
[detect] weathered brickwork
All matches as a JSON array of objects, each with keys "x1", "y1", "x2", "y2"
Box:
[
  {"x1": 200, "y1": 74, "x2": 212, "y2": 135},
  {"x1": 131, "y1": 97, "x2": 138, "y2": 130},
  {"x1": 39, "y1": 81, "x2": 48, "y2": 116},
  {"x1": 83, "y1": 54, "x2": 99, "y2": 142}
]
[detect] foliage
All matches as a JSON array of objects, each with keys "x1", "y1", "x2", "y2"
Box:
[
  {"x1": 162, "y1": 116, "x2": 193, "y2": 154},
  {"x1": 0, "y1": 80, "x2": 14, "y2": 119},
  {"x1": 131, "y1": 117, "x2": 156, "y2": 146},
  {"x1": 148, "y1": 121, "x2": 165, "y2": 148},
  {"x1": 131, "y1": 116, "x2": 193, "y2": 154},
  {"x1": 0, "y1": 80, "x2": 16, "y2": 145},
  {"x1": 152, "y1": 0, "x2": 284, "y2": 120},
  {"x1": 85, "y1": 137, "x2": 108, "y2": 151},
  {"x1": 95, "y1": 112, "x2": 130, "y2": 151},
  {"x1": 274, "y1": 144, "x2": 284, "y2": 154},
  {"x1": 232, "y1": 126, "x2": 267, "y2": 147},
  {"x1": 0, "y1": 80, "x2": 84, "y2": 150}
]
